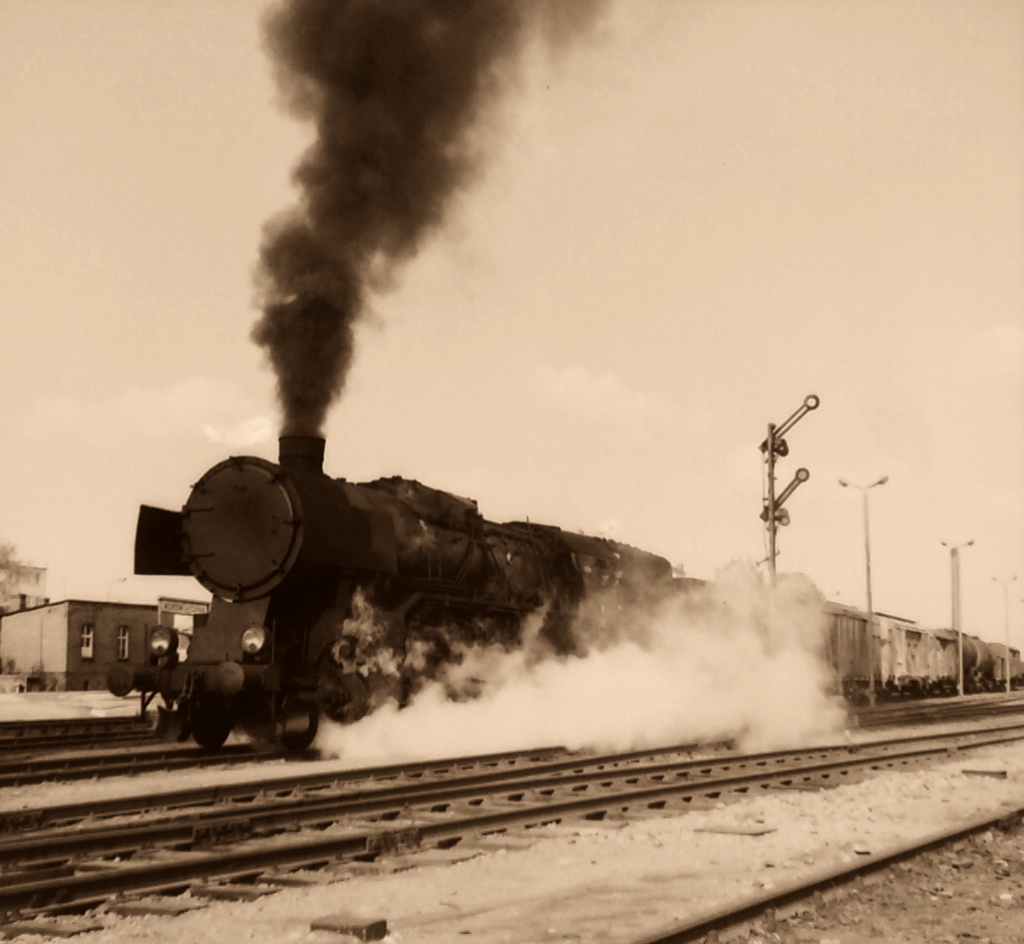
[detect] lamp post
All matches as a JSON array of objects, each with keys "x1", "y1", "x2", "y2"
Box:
[
  {"x1": 992, "y1": 575, "x2": 1018, "y2": 693},
  {"x1": 941, "y1": 540, "x2": 974, "y2": 696},
  {"x1": 839, "y1": 475, "x2": 888, "y2": 706}
]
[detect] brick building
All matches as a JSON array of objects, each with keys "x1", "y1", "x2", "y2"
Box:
[{"x1": 0, "y1": 599, "x2": 157, "y2": 692}]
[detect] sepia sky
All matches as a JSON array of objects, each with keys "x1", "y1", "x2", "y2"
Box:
[{"x1": 1, "y1": 0, "x2": 1022, "y2": 645}]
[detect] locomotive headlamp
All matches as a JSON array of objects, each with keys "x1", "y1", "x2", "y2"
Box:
[
  {"x1": 149, "y1": 626, "x2": 178, "y2": 656},
  {"x1": 240, "y1": 624, "x2": 269, "y2": 655}
]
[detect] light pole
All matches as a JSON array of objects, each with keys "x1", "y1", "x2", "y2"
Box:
[
  {"x1": 992, "y1": 575, "x2": 1018, "y2": 693},
  {"x1": 941, "y1": 540, "x2": 974, "y2": 696},
  {"x1": 839, "y1": 475, "x2": 888, "y2": 706}
]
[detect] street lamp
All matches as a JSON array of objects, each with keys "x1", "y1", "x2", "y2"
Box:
[
  {"x1": 992, "y1": 575, "x2": 1018, "y2": 693},
  {"x1": 941, "y1": 539, "x2": 974, "y2": 696},
  {"x1": 839, "y1": 475, "x2": 888, "y2": 706}
]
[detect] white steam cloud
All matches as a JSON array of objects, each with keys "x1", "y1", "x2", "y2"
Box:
[
  {"x1": 316, "y1": 564, "x2": 846, "y2": 765},
  {"x1": 203, "y1": 415, "x2": 275, "y2": 449}
]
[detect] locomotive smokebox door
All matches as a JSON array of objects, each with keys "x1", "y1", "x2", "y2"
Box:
[{"x1": 182, "y1": 456, "x2": 304, "y2": 602}]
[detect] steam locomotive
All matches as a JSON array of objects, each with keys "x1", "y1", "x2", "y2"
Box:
[{"x1": 108, "y1": 436, "x2": 676, "y2": 749}]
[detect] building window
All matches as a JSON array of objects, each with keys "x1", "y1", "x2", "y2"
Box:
[
  {"x1": 81, "y1": 624, "x2": 94, "y2": 660},
  {"x1": 117, "y1": 625, "x2": 129, "y2": 661}
]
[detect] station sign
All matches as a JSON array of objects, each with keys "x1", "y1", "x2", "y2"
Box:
[{"x1": 158, "y1": 597, "x2": 209, "y2": 616}]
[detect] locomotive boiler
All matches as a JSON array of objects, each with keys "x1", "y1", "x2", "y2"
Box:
[{"x1": 108, "y1": 436, "x2": 675, "y2": 749}]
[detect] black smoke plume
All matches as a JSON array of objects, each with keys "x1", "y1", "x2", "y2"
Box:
[{"x1": 253, "y1": 0, "x2": 606, "y2": 437}]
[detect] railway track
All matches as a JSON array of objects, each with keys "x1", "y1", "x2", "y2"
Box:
[
  {"x1": 4, "y1": 691, "x2": 1016, "y2": 791},
  {"x1": 2, "y1": 723, "x2": 1023, "y2": 923},
  {"x1": 850, "y1": 690, "x2": 1024, "y2": 729},
  {"x1": 0, "y1": 689, "x2": 1012, "y2": 743},
  {"x1": 0, "y1": 715, "x2": 154, "y2": 754},
  {"x1": 629, "y1": 805, "x2": 1024, "y2": 944},
  {"x1": 0, "y1": 723, "x2": 1013, "y2": 836},
  {"x1": 0, "y1": 744, "x2": 574, "y2": 832},
  {"x1": 0, "y1": 742, "x2": 281, "y2": 789}
]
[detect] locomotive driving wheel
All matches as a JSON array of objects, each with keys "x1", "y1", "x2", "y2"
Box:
[
  {"x1": 316, "y1": 651, "x2": 371, "y2": 724},
  {"x1": 322, "y1": 672, "x2": 371, "y2": 724}
]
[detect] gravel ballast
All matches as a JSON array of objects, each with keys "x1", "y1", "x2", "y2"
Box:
[{"x1": 3, "y1": 730, "x2": 1024, "y2": 943}]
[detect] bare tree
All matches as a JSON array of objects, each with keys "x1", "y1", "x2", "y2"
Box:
[{"x1": 0, "y1": 541, "x2": 19, "y2": 614}]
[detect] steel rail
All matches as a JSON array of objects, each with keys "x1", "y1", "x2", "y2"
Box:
[
  {"x1": 0, "y1": 736, "x2": 720, "y2": 794},
  {"x1": 4, "y1": 720, "x2": 1019, "y2": 835},
  {"x1": 0, "y1": 744, "x2": 573, "y2": 833},
  {"x1": 0, "y1": 717, "x2": 154, "y2": 753},
  {"x1": 1, "y1": 741, "x2": 764, "y2": 860},
  {"x1": 0, "y1": 743, "x2": 876, "y2": 864},
  {"x1": 628, "y1": 807, "x2": 1024, "y2": 943},
  {"x1": 2, "y1": 726, "x2": 1022, "y2": 918},
  {"x1": 1, "y1": 720, "x2": 1019, "y2": 840},
  {"x1": 0, "y1": 742, "x2": 725, "y2": 832},
  {"x1": 0, "y1": 717, "x2": 148, "y2": 736},
  {"x1": 0, "y1": 743, "x2": 275, "y2": 788},
  {"x1": 855, "y1": 699, "x2": 1024, "y2": 720},
  {"x1": 850, "y1": 692, "x2": 1024, "y2": 728},
  {"x1": 0, "y1": 731, "x2": 157, "y2": 755}
]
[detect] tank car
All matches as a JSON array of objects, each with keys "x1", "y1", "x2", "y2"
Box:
[
  {"x1": 108, "y1": 436, "x2": 675, "y2": 750},
  {"x1": 823, "y1": 600, "x2": 1013, "y2": 700}
]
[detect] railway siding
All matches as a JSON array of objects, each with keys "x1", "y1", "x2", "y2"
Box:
[
  {"x1": 784, "y1": 823, "x2": 1024, "y2": 943},
  {"x1": 3, "y1": 729, "x2": 1024, "y2": 940}
]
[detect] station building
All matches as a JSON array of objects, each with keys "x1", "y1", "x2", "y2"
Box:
[{"x1": 0, "y1": 596, "x2": 208, "y2": 692}]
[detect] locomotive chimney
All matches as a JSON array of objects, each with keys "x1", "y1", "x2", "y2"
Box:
[{"x1": 278, "y1": 435, "x2": 325, "y2": 475}]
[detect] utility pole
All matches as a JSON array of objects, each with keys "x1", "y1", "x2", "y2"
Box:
[
  {"x1": 992, "y1": 575, "x2": 1018, "y2": 693},
  {"x1": 760, "y1": 395, "x2": 819, "y2": 585},
  {"x1": 942, "y1": 540, "x2": 974, "y2": 697},
  {"x1": 839, "y1": 476, "x2": 888, "y2": 707}
]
